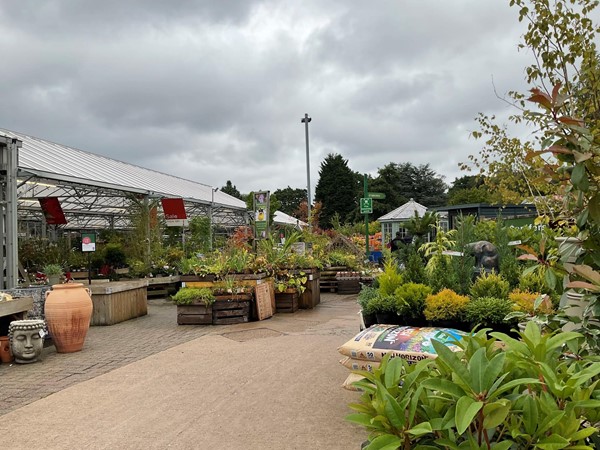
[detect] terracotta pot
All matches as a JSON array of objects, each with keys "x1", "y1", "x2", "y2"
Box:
[
  {"x1": 0, "y1": 336, "x2": 13, "y2": 363},
  {"x1": 44, "y1": 283, "x2": 93, "y2": 353}
]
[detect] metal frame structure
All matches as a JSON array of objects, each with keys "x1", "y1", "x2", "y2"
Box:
[{"x1": 0, "y1": 129, "x2": 250, "y2": 288}]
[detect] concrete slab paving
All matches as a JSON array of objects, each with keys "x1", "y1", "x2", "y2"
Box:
[{"x1": 0, "y1": 293, "x2": 367, "y2": 449}]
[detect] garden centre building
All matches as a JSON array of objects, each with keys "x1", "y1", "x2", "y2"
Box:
[{"x1": 0, "y1": 129, "x2": 248, "y2": 289}]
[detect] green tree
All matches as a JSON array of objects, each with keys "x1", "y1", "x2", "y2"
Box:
[
  {"x1": 220, "y1": 180, "x2": 242, "y2": 200},
  {"x1": 314, "y1": 153, "x2": 360, "y2": 228},
  {"x1": 272, "y1": 186, "x2": 306, "y2": 216},
  {"x1": 370, "y1": 163, "x2": 448, "y2": 216},
  {"x1": 447, "y1": 175, "x2": 495, "y2": 205},
  {"x1": 462, "y1": 0, "x2": 600, "y2": 218}
]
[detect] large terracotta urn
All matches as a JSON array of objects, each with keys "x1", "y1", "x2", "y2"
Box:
[{"x1": 44, "y1": 283, "x2": 93, "y2": 353}]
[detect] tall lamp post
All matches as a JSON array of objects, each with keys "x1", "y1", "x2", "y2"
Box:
[{"x1": 301, "y1": 113, "x2": 312, "y2": 230}]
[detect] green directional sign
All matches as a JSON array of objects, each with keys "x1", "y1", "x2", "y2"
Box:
[
  {"x1": 360, "y1": 197, "x2": 373, "y2": 214},
  {"x1": 368, "y1": 192, "x2": 386, "y2": 200}
]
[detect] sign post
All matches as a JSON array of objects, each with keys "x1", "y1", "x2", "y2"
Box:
[{"x1": 81, "y1": 232, "x2": 96, "y2": 285}]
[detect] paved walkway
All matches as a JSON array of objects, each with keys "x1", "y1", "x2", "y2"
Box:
[{"x1": 0, "y1": 293, "x2": 367, "y2": 449}]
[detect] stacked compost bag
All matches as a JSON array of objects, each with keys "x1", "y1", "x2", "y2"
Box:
[{"x1": 338, "y1": 324, "x2": 465, "y2": 390}]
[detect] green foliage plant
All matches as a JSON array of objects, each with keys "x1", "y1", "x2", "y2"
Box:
[
  {"x1": 452, "y1": 214, "x2": 477, "y2": 295},
  {"x1": 357, "y1": 286, "x2": 379, "y2": 316},
  {"x1": 368, "y1": 294, "x2": 397, "y2": 315},
  {"x1": 377, "y1": 254, "x2": 403, "y2": 297},
  {"x1": 465, "y1": 296, "x2": 514, "y2": 328},
  {"x1": 274, "y1": 270, "x2": 307, "y2": 294},
  {"x1": 394, "y1": 283, "x2": 431, "y2": 320},
  {"x1": 172, "y1": 287, "x2": 215, "y2": 306},
  {"x1": 423, "y1": 289, "x2": 469, "y2": 322},
  {"x1": 470, "y1": 271, "x2": 510, "y2": 300},
  {"x1": 509, "y1": 289, "x2": 554, "y2": 316},
  {"x1": 402, "y1": 250, "x2": 426, "y2": 285},
  {"x1": 347, "y1": 323, "x2": 600, "y2": 449},
  {"x1": 43, "y1": 263, "x2": 63, "y2": 276}
]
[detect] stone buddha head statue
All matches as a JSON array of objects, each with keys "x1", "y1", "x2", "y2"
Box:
[{"x1": 8, "y1": 320, "x2": 45, "y2": 364}]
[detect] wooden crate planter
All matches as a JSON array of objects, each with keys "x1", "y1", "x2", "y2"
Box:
[
  {"x1": 275, "y1": 291, "x2": 299, "y2": 313},
  {"x1": 177, "y1": 303, "x2": 213, "y2": 325},
  {"x1": 212, "y1": 294, "x2": 252, "y2": 325}
]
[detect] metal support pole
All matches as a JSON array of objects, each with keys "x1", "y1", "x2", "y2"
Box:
[
  {"x1": 1, "y1": 137, "x2": 21, "y2": 289},
  {"x1": 301, "y1": 113, "x2": 312, "y2": 230},
  {"x1": 364, "y1": 174, "x2": 370, "y2": 260}
]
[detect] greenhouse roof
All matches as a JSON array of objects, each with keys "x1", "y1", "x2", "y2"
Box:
[
  {"x1": 377, "y1": 199, "x2": 427, "y2": 222},
  {"x1": 1, "y1": 129, "x2": 248, "y2": 229}
]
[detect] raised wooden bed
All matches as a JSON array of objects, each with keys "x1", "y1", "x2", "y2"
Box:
[
  {"x1": 89, "y1": 280, "x2": 148, "y2": 326},
  {"x1": 275, "y1": 291, "x2": 299, "y2": 313},
  {"x1": 177, "y1": 303, "x2": 213, "y2": 325},
  {"x1": 180, "y1": 274, "x2": 216, "y2": 283},
  {"x1": 212, "y1": 294, "x2": 252, "y2": 325}
]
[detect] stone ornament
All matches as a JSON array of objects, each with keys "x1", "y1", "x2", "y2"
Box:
[{"x1": 8, "y1": 319, "x2": 45, "y2": 364}]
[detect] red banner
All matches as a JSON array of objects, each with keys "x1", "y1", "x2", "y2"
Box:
[
  {"x1": 39, "y1": 197, "x2": 68, "y2": 225},
  {"x1": 161, "y1": 198, "x2": 187, "y2": 220}
]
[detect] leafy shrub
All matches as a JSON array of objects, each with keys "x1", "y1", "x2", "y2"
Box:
[
  {"x1": 357, "y1": 286, "x2": 379, "y2": 315},
  {"x1": 518, "y1": 270, "x2": 561, "y2": 308},
  {"x1": 104, "y1": 243, "x2": 127, "y2": 267},
  {"x1": 402, "y1": 251, "x2": 426, "y2": 284},
  {"x1": 465, "y1": 296, "x2": 514, "y2": 326},
  {"x1": 394, "y1": 283, "x2": 431, "y2": 319},
  {"x1": 377, "y1": 257, "x2": 403, "y2": 297},
  {"x1": 424, "y1": 289, "x2": 469, "y2": 322},
  {"x1": 518, "y1": 270, "x2": 546, "y2": 293},
  {"x1": 509, "y1": 289, "x2": 554, "y2": 315},
  {"x1": 172, "y1": 287, "x2": 215, "y2": 306},
  {"x1": 470, "y1": 271, "x2": 510, "y2": 300},
  {"x1": 347, "y1": 324, "x2": 600, "y2": 449},
  {"x1": 369, "y1": 294, "x2": 397, "y2": 315}
]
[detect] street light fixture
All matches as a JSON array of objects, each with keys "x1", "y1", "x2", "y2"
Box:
[{"x1": 301, "y1": 113, "x2": 312, "y2": 230}]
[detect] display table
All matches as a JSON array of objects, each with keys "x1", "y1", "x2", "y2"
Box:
[
  {"x1": 0, "y1": 296, "x2": 34, "y2": 335},
  {"x1": 88, "y1": 280, "x2": 148, "y2": 326}
]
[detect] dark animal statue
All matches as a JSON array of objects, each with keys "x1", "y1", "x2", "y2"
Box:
[{"x1": 465, "y1": 240, "x2": 500, "y2": 275}]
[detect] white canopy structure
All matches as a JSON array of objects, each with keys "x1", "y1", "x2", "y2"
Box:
[
  {"x1": 273, "y1": 210, "x2": 308, "y2": 229},
  {"x1": 0, "y1": 129, "x2": 249, "y2": 288}
]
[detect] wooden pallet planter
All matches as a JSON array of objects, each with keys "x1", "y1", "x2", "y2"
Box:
[
  {"x1": 177, "y1": 303, "x2": 213, "y2": 325},
  {"x1": 337, "y1": 279, "x2": 361, "y2": 294},
  {"x1": 275, "y1": 290, "x2": 299, "y2": 313},
  {"x1": 212, "y1": 294, "x2": 252, "y2": 325},
  {"x1": 336, "y1": 271, "x2": 361, "y2": 295},
  {"x1": 319, "y1": 266, "x2": 347, "y2": 292}
]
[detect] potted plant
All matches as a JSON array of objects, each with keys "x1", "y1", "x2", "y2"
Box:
[
  {"x1": 470, "y1": 270, "x2": 510, "y2": 300},
  {"x1": 423, "y1": 288, "x2": 470, "y2": 330},
  {"x1": 357, "y1": 286, "x2": 379, "y2": 329},
  {"x1": 369, "y1": 294, "x2": 400, "y2": 326},
  {"x1": 173, "y1": 287, "x2": 215, "y2": 325},
  {"x1": 43, "y1": 263, "x2": 63, "y2": 286},
  {"x1": 464, "y1": 296, "x2": 515, "y2": 334},
  {"x1": 394, "y1": 282, "x2": 431, "y2": 327}
]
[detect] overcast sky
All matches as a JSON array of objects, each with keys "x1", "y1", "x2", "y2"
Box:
[{"x1": 0, "y1": 1, "x2": 533, "y2": 196}]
